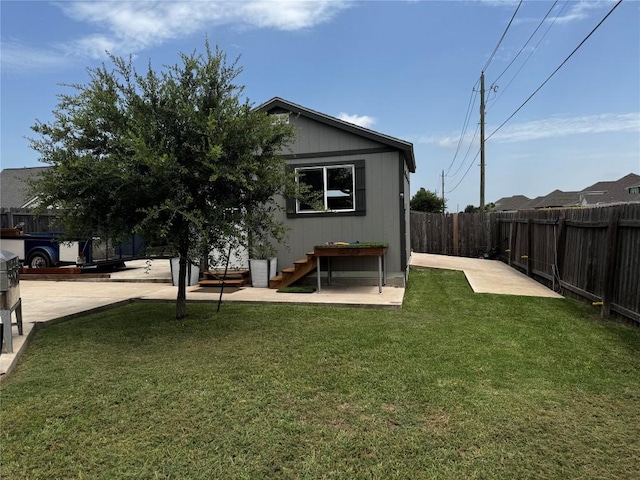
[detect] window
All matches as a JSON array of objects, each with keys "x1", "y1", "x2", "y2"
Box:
[
  {"x1": 296, "y1": 165, "x2": 355, "y2": 213},
  {"x1": 271, "y1": 112, "x2": 290, "y2": 125},
  {"x1": 287, "y1": 160, "x2": 365, "y2": 217},
  {"x1": 629, "y1": 186, "x2": 640, "y2": 194}
]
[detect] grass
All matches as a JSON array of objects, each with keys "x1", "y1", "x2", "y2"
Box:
[{"x1": 1, "y1": 267, "x2": 639, "y2": 479}]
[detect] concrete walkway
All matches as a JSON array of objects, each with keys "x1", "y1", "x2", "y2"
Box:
[{"x1": 410, "y1": 252, "x2": 563, "y2": 298}]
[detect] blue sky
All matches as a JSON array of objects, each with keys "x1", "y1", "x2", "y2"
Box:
[{"x1": 2, "y1": 0, "x2": 639, "y2": 211}]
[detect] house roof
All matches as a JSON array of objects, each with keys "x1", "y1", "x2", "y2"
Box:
[
  {"x1": 494, "y1": 195, "x2": 531, "y2": 211},
  {"x1": 581, "y1": 180, "x2": 616, "y2": 193},
  {"x1": 257, "y1": 97, "x2": 417, "y2": 173},
  {"x1": 534, "y1": 190, "x2": 581, "y2": 209},
  {"x1": 495, "y1": 173, "x2": 640, "y2": 211},
  {"x1": 0, "y1": 167, "x2": 49, "y2": 209},
  {"x1": 579, "y1": 172, "x2": 640, "y2": 206},
  {"x1": 518, "y1": 190, "x2": 581, "y2": 210}
]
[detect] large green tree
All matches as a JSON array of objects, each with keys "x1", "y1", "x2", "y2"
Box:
[
  {"x1": 410, "y1": 188, "x2": 446, "y2": 213},
  {"x1": 29, "y1": 42, "x2": 296, "y2": 319}
]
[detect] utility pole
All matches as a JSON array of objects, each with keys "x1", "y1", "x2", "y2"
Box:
[
  {"x1": 480, "y1": 71, "x2": 486, "y2": 212},
  {"x1": 441, "y1": 169, "x2": 445, "y2": 213}
]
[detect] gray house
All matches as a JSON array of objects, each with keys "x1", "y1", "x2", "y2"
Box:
[
  {"x1": 0, "y1": 167, "x2": 49, "y2": 209},
  {"x1": 258, "y1": 98, "x2": 416, "y2": 287}
]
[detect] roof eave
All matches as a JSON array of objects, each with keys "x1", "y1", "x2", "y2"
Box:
[{"x1": 257, "y1": 97, "x2": 416, "y2": 173}]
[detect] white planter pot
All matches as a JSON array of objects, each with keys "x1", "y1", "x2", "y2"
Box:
[
  {"x1": 249, "y1": 257, "x2": 277, "y2": 288},
  {"x1": 170, "y1": 258, "x2": 200, "y2": 286}
]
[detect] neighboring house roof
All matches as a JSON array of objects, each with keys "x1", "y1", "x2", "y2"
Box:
[
  {"x1": 529, "y1": 189, "x2": 582, "y2": 209},
  {"x1": 495, "y1": 173, "x2": 640, "y2": 211},
  {"x1": 579, "y1": 173, "x2": 640, "y2": 206},
  {"x1": 581, "y1": 180, "x2": 616, "y2": 193},
  {"x1": 494, "y1": 195, "x2": 531, "y2": 211},
  {"x1": 0, "y1": 167, "x2": 49, "y2": 209},
  {"x1": 257, "y1": 97, "x2": 417, "y2": 173}
]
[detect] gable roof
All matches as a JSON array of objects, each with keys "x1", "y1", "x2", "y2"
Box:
[
  {"x1": 579, "y1": 172, "x2": 640, "y2": 206},
  {"x1": 532, "y1": 189, "x2": 581, "y2": 209},
  {"x1": 1, "y1": 167, "x2": 49, "y2": 209},
  {"x1": 494, "y1": 195, "x2": 531, "y2": 211},
  {"x1": 581, "y1": 180, "x2": 616, "y2": 193},
  {"x1": 257, "y1": 97, "x2": 416, "y2": 173}
]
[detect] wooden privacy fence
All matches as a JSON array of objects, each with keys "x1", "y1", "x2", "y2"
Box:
[
  {"x1": 410, "y1": 212, "x2": 491, "y2": 257},
  {"x1": 411, "y1": 205, "x2": 640, "y2": 324},
  {"x1": 0, "y1": 208, "x2": 58, "y2": 232}
]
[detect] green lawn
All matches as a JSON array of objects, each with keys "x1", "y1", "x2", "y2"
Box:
[{"x1": 2, "y1": 268, "x2": 639, "y2": 479}]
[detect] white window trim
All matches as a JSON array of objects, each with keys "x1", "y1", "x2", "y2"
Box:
[{"x1": 295, "y1": 164, "x2": 356, "y2": 214}]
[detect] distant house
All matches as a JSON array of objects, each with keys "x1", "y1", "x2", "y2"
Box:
[
  {"x1": 0, "y1": 167, "x2": 48, "y2": 209},
  {"x1": 522, "y1": 189, "x2": 582, "y2": 209},
  {"x1": 493, "y1": 195, "x2": 531, "y2": 212},
  {"x1": 258, "y1": 97, "x2": 416, "y2": 287},
  {"x1": 493, "y1": 173, "x2": 640, "y2": 211},
  {"x1": 579, "y1": 173, "x2": 640, "y2": 206}
]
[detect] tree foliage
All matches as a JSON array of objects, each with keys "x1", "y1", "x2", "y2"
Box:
[
  {"x1": 29, "y1": 42, "x2": 297, "y2": 319},
  {"x1": 410, "y1": 188, "x2": 445, "y2": 213},
  {"x1": 464, "y1": 203, "x2": 495, "y2": 213}
]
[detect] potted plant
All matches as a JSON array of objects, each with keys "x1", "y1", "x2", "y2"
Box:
[{"x1": 249, "y1": 240, "x2": 277, "y2": 288}]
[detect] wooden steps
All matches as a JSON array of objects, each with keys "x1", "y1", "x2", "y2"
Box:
[
  {"x1": 199, "y1": 269, "x2": 250, "y2": 288},
  {"x1": 269, "y1": 252, "x2": 317, "y2": 289}
]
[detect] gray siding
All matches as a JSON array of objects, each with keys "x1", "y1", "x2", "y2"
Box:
[
  {"x1": 284, "y1": 115, "x2": 384, "y2": 155},
  {"x1": 274, "y1": 150, "x2": 404, "y2": 278}
]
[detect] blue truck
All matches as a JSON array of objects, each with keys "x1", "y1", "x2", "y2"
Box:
[{"x1": 0, "y1": 228, "x2": 145, "y2": 269}]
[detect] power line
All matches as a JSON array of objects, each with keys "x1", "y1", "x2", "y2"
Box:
[
  {"x1": 449, "y1": 123, "x2": 479, "y2": 179},
  {"x1": 482, "y1": 0, "x2": 523, "y2": 73},
  {"x1": 487, "y1": 0, "x2": 570, "y2": 113},
  {"x1": 444, "y1": 86, "x2": 479, "y2": 176},
  {"x1": 443, "y1": 0, "x2": 522, "y2": 198},
  {"x1": 446, "y1": 149, "x2": 480, "y2": 194},
  {"x1": 491, "y1": 0, "x2": 559, "y2": 87},
  {"x1": 487, "y1": 0, "x2": 623, "y2": 141}
]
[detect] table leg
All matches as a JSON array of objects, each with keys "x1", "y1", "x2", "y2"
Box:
[
  {"x1": 317, "y1": 257, "x2": 322, "y2": 293},
  {"x1": 378, "y1": 255, "x2": 382, "y2": 294},
  {"x1": 1, "y1": 310, "x2": 13, "y2": 353}
]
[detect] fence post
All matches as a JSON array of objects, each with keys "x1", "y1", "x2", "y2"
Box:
[
  {"x1": 555, "y1": 217, "x2": 566, "y2": 284},
  {"x1": 602, "y1": 211, "x2": 619, "y2": 318},
  {"x1": 453, "y1": 213, "x2": 459, "y2": 256},
  {"x1": 508, "y1": 220, "x2": 514, "y2": 266},
  {"x1": 526, "y1": 218, "x2": 533, "y2": 277}
]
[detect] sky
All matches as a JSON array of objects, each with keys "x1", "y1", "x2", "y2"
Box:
[{"x1": 1, "y1": 0, "x2": 639, "y2": 212}]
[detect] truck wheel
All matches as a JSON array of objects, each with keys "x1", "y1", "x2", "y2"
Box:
[{"x1": 27, "y1": 251, "x2": 51, "y2": 268}]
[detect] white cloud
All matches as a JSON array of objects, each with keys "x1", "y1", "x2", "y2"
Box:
[
  {"x1": 419, "y1": 113, "x2": 640, "y2": 146},
  {"x1": 57, "y1": 0, "x2": 352, "y2": 59},
  {"x1": 490, "y1": 113, "x2": 640, "y2": 143},
  {"x1": 337, "y1": 112, "x2": 377, "y2": 129},
  {"x1": 0, "y1": 41, "x2": 74, "y2": 72},
  {"x1": 552, "y1": 0, "x2": 616, "y2": 24},
  {"x1": 486, "y1": 0, "x2": 616, "y2": 25}
]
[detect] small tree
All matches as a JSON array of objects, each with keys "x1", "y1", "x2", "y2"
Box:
[
  {"x1": 464, "y1": 204, "x2": 477, "y2": 213},
  {"x1": 29, "y1": 41, "x2": 297, "y2": 319},
  {"x1": 464, "y1": 203, "x2": 495, "y2": 213},
  {"x1": 410, "y1": 188, "x2": 445, "y2": 213}
]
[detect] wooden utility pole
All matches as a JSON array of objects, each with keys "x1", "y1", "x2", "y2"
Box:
[
  {"x1": 441, "y1": 169, "x2": 445, "y2": 213},
  {"x1": 480, "y1": 71, "x2": 486, "y2": 211}
]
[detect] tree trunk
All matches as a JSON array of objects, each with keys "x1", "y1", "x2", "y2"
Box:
[{"x1": 176, "y1": 244, "x2": 188, "y2": 320}]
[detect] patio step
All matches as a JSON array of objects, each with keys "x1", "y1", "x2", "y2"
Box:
[
  {"x1": 199, "y1": 269, "x2": 250, "y2": 288},
  {"x1": 269, "y1": 252, "x2": 317, "y2": 289}
]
